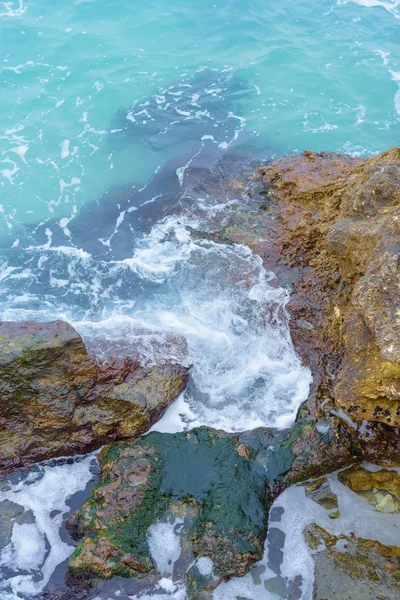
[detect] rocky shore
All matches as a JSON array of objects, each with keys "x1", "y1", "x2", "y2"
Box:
[
  {"x1": 0, "y1": 320, "x2": 188, "y2": 472},
  {"x1": 0, "y1": 147, "x2": 399, "y2": 599}
]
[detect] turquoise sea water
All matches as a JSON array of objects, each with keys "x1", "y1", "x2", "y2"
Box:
[{"x1": 0, "y1": 0, "x2": 399, "y2": 229}]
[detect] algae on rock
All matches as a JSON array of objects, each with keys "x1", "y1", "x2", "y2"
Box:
[
  {"x1": 66, "y1": 428, "x2": 271, "y2": 587},
  {"x1": 66, "y1": 412, "x2": 386, "y2": 595},
  {"x1": 305, "y1": 524, "x2": 400, "y2": 600}
]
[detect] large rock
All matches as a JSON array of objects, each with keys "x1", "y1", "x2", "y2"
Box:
[
  {"x1": 268, "y1": 150, "x2": 400, "y2": 426},
  {"x1": 66, "y1": 428, "x2": 271, "y2": 589},
  {"x1": 65, "y1": 410, "x2": 400, "y2": 596},
  {"x1": 218, "y1": 148, "x2": 400, "y2": 427},
  {"x1": 0, "y1": 320, "x2": 188, "y2": 471}
]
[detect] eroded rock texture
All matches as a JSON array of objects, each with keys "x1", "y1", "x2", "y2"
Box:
[
  {"x1": 304, "y1": 524, "x2": 400, "y2": 600},
  {"x1": 0, "y1": 320, "x2": 188, "y2": 471},
  {"x1": 339, "y1": 464, "x2": 400, "y2": 513},
  {"x1": 257, "y1": 149, "x2": 400, "y2": 425}
]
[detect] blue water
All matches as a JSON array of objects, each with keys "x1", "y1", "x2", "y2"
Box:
[{"x1": 0, "y1": 0, "x2": 399, "y2": 230}]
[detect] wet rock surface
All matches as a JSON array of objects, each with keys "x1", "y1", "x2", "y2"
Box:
[
  {"x1": 1, "y1": 147, "x2": 400, "y2": 599},
  {"x1": 339, "y1": 464, "x2": 400, "y2": 513},
  {"x1": 259, "y1": 149, "x2": 400, "y2": 426},
  {"x1": 0, "y1": 320, "x2": 189, "y2": 472},
  {"x1": 304, "y1": 524, "x2": 400, "y2": 600},
  {"x1": 303, "y1": 477, "x2": 338, "y2": 513},
  {"x1": 64, "y1": 410, "x2": 400, "y2": 598},
  {"x1": 213, "y1": 148, "x2": 400, "y2": 428},
  {"x1": 59, "y1": 146, "x2": 400, "y2": 598},
  {"x1": 66, "y1": 428, "x2": 271, "y2": 590}
]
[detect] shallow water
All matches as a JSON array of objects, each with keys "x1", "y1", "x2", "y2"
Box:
[
  {"x1": 2, "y1": 458, "x2": 398, "y2": 600},
  {"x1": 1, "y1": 0, "x2": 400, "y2": 598},
  {"x1": 1, "y1": 0, "x2": 399, "y2": 229},
  {"x1": 0, "y1": 454, "x2": 99, "y2": 600}
]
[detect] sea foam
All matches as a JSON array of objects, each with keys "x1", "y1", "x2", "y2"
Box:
[{"x1": 0, "y1": 454, "x2": 97, "y2": 599}]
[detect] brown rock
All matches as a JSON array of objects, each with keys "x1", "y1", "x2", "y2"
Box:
[
  {"x1": 0, "y1": 320, "x2": 189, "y2": 471},
  {"x1": 335, "y1": 311, "x2": 400, "y2": 425},
  {"x1": 304, "y1": 524, "x2": 400, "y2": 599},
  {"x1": 339, "y1": 465, "x2": 400, "y2": 512},
  {"x1": 253, "y1": 148, "x2": 400, "y2": 426}
]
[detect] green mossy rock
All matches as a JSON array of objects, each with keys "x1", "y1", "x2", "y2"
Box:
[
  {"x1": 66, "y1": 413, "x2": 363, "y2": 594},
  {"x1": 67, "y1": 428, "x2": 270, "y2": 586}
]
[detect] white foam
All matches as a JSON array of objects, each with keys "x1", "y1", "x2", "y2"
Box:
[
  {"x1": 390, "y1": 70, "x2": 400, "y2": 114},
  {"x1": 0, "y1": 454, "x2": 96, "y2": 598},
  {"x1": 338, "y1": 0, "x2": 400, "y2": 19},
  {"x1": 310, "y1": 122, "x2": 338, "y2": 133},
  {"x1": 0, "y1": 207, "x2": 311, "y2": 433},
  {"x1": 140, "y1": 217, "x2": 312, "y2": 432},
  {"x1": 0, "y1": 156, "x2": 19, "y2": 184},
  {"x1": 129, "y1": 506, "x2": 188, "y2": 599},
  {"x1": 340, "y1": 141, "x2": 370, "y2": 157},
  {"x1": 129, "y1": 582, "x2": 187, "y2": 600},
  {"x1": 61, "y1": 139, "x2": 70, "y2": 159},
  {"x1": 9, "y1": 144, "x2": 29, "y2": 163},
  {"x1": 375, "y1": 49, "x2": 391, "y2": 65},
  {"x1": 7, "y1": 523, "x2": 46, "y2": 571},
  {"x1": 147, "y1": 518, "x2": 183, "y2": 576},
  {"x1": 0, "y1": 0, "x2": 27, "y2": 18},
  {"x1": 158, "y1": 578, "x2": 177, "y2": 592},
  {"x1": 196, "y1": 557, "x2": 214, "y2": 576}
]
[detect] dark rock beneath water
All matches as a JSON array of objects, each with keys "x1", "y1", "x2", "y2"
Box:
[
  {"x1": 304, "y1": 524, "x2": 400, "y2": 599},
  {"x1": 0, "y1": 320, "x2": 188, "y2": 472},
  {"x1": 303, "y1": 477, "x2": 338, "y2": 512},
  {"x1": 109, "y1": 69, "x2": 253, "y2": 156}
]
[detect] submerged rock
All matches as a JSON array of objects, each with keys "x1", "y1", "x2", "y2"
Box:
[
  {"x1": 109, "y1": 69, "x2": 253, "y2": 156},
  {"x1": 339, "y1": 465, "x2": 400, "y2": 513},
  {"x1": 304, "y1": 524, "x2": 400, "y2": 599},
  {"x1": 303, "y1": 477, "x2": 338, "y2": 512},
  {"x1": 0, "y1": 320, "x2": 188, "y2": 472}
]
